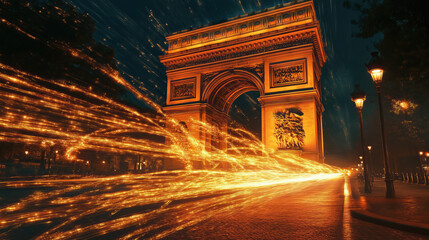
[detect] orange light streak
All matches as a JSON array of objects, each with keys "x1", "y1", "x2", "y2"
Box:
[{"x1": 0, "y1": 24, "x2": 344, "y2": 238}]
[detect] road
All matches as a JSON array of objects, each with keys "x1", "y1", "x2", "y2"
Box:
[
  {"x1": 166, "y1": 177, "x2": 425, "y2": 240},
  {"x1": 0, "y1": 173, "x2": 426, "y2": 239}
]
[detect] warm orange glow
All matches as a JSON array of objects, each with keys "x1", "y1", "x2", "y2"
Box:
[
  {"x1": 426, "y1": 152, "x2": 429, "y2": 157},
  {"x1": 369, "y1": 68, "x2": 384, "y2": 85},
  {"x1": 420, "y1": 151, "x2": 424, "y2": 156},
  {"x1": 399, "y1": 101, "x2": 409, "y2": 109},
  {"x1": 0, "y1": 54, "x2": 341, "y2": 239},
  {"x1": 368, "y1": 146, "x2": 372, "y2": 150},
  {"x1": 353, "y1": 98, "x2": 365, "y2": 110},
  {"x1": 0, "y1": 4, "x2": 339, "y2": 238},
  {"x1": 0, "y1": 170, "x2": 342, "y2": 239},
  {"x1": 344, "y1": 179, "x2": 350, "y2": 197}
]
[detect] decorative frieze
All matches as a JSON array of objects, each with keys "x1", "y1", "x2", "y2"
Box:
[
  {"x1": 165, "y1": 34, "x2": 314, "y2": 70},
  {"x1": 170, "y1": 77, "x2": 196, "y2": 101},
  {"x1": 167, "y1": 6, "x2": 312, "y2": 52},
  {"x1": 270, "y1": 59, "x2": 306, "y2": 87}
]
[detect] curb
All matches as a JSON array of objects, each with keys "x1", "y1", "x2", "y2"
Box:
[{"x1": 350, "y1": 209, "x2": 429, "y2": 236}]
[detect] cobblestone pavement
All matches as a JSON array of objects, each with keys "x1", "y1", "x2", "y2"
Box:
[
  {"x1": 166, "y1": 178, "x2": 427, "y2": 240},
  {"x1": 355, "y1": 178, "x2": 429, "y2": 225}
]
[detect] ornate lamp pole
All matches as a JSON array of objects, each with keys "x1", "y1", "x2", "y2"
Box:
[
  {"x1": 366, "y1": 52, "x2": 395, "y2": 198},
  {"x1": 419, "y1": 151, "x2": 427, "y2": 184},
  {"x1": 368, "y1": 145, "x2": 373, "y2": 178},
  {"x1": 351, "y1": 85, "x2": 371, "y2": 193}
]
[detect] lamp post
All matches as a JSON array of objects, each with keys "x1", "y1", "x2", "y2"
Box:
[
  {"x1": 368, "y1": 146, "x2": 373, "y2": 179},
  {"x1": 420, "y1": 151, "x2": 427, "y2": 184},
  {"x1": 426, "y1": 153, "x2": 429, "y2": 184},
  {"x1": 351, "y1": 85, "x2": 371, "y2": 193},
  {"x1": 366, "y1": 52, "x2": 395, "y2": 198}
]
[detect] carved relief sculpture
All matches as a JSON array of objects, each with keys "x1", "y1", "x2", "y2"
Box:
[
  {"x1": 270, "y1": 60, "x2": 306, "y2": 87},
  {"x1": 170, "y1": 78, "x2": 196, "y2": 100},
  {"x1": 161, "y1": 1, "x2": 326, "y2": 163},
  {"x1": 273, "y1": 108, "x2": 305, "y2": 150}
]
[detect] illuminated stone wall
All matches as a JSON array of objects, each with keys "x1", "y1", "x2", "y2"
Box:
[{"x1": 161, "y1": 0, "x2": 326, "y2": 163}]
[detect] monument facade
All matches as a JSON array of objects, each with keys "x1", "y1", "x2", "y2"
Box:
[{"x1": 160, "y1": 0, "x2": 326, "y2": 163}]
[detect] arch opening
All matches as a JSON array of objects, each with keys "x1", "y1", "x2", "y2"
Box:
[
  {"x1": 203, "y1": 70, "x2": 264, "y2": 113},
  {"x1": 228, "y1": 91, "x2": 261, "y2": 141}
]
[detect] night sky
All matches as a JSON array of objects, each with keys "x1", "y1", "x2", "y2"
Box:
[{"x1": 68, "y1": 0, "x2": 383, "y2": 167}]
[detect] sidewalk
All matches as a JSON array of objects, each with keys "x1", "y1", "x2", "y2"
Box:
[{"x1": 350, "y1": 177, "x2": 429, "y2": 235}]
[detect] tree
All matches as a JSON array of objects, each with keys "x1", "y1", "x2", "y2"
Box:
[
  {"x1": 345, "y1": 0, "x2": 429, "y2": 159},
  {"x1": 0, "y1": 0, "x2": 125, "y2": 98},
  {"x1": 345, "y1": 0, "x2": 429, "y2": 96}
]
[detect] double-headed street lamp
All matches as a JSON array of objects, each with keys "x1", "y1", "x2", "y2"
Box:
[
  {"x1": 351, "y1": 85, "x2": 371, "y2": 193},
  {"x1": 366, "y1": 52, "x2": 395, "y2": 198}
]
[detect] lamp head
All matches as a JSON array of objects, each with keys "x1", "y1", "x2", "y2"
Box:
[
  {"x1": 366, "y1": 52, "x2": 384, "y2": 85},
  {"x1": 351, "y1": 84, "x2": 366, "y2": 110}
]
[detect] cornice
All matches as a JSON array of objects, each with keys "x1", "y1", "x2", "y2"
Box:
[
  {"x1": 165, "y1": 1, "x2": 316, "y2": 53},
  {"x1": 162, "y1": 30, "x2": 318, "y2": 71}
]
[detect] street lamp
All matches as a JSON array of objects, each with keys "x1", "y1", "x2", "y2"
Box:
[
  {"x1": 366, "y1": 52, "x2": 395, "y2": 198},
  {"x1": 367, "y1": 146, "x2": 373, "y2": 181},
  {"x1": 351, "y1": 84, "x2": 371, "y2": 193},
  {"x1": 418, "y1": 151, "x2": 427, "y2": 184}
]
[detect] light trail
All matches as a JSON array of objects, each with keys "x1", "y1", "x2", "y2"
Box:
[
  {"x1": 0, "y1": 11, "x2": 343, "y2": 238},
  {"x1": 0, "y1": 171, "x2": 342, "y2": 239},
  {"x1": 0, "y1": 60, "x2": 343, "y2": 239}
]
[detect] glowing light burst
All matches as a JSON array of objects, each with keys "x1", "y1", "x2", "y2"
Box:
[
  {"x1": 0, "y1": 17, "x2": 343, "y2": 239},
  {"x1": 391, "y1": 99, "x2": 418, "y2": 115},
  {"x1": 0, "y1": 171, "x2": 342, "y2": 239},
  {"x1": 0, "y1": 60, "x2": 343, "y2": 238}
]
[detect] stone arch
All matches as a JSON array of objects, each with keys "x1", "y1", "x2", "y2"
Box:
[
  {"x1": 162, "y1": 1, "x2": 327, "y2": 164},
  {"x1": 202, "y1": 69, "x2": 264, "y2": 113}
]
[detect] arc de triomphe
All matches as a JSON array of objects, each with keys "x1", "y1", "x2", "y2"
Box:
[{"x1": 160, "y1": 0, "x2": 326, "y2": 163}]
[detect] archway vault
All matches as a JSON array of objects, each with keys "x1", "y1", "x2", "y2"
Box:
[
  {"x1": 202, "y1": 69, "x2": 264, "y2": 113},
  {"x1": 161, "y1": 0, "x2": 326, "y2": 167}
]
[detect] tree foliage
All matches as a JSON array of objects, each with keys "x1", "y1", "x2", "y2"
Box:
[
  {"x1": 345, "y1": 0, "x2": 429, "y2": 97},
  {"x1": 345, "y1": 0, "x2": 429, "y2": 150},
  {"x1": 0, "y1": 0, "x2": 124, "y2": 98}
]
